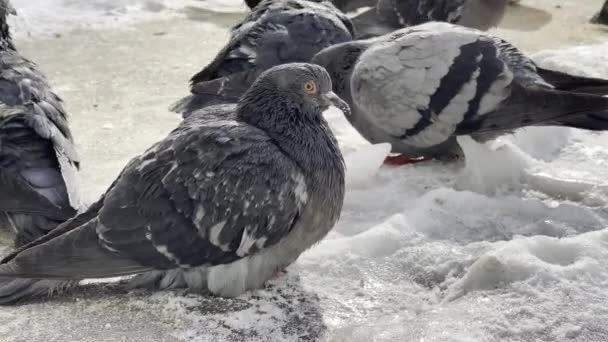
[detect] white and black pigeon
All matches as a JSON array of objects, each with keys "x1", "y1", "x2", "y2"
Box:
[
  {"x1": 312, "y1": 22, "x2": 608, "y2": 165},
  {"x1": 352, "y1": 0, "x2": 510, "y2": 38},
  {"x1": 0, "y1": 63, "x2": 348, "y2": 305},
  {"x1": 0, "y1": 0, "x2": 80, "y2": 247},
  {"x1": 170, "y1": 0, "x2": 354, "y2": 117}
]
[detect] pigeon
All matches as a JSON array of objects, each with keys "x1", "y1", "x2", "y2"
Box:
[
  {"x1": 312, "y1": 22, "x2": 608, "y2": 165},
  {"x1": 352, "y1": 0, "x2": 510, "y2": 38},
  {"x1": 0, "y1": 0, "x2": 80, "y2": 247},
  {"x1": 171, "y1": 0, "x2": 354, "y2": 117},
  {"x1": 591, "y1": 0, "x2": 608, "y2": 25},
  {"x1": 244, "y1": 0, "x2": 376, "y2": 13},
  {"x1": 0, "y1": 63, "x2": 348, "y2": 305}
]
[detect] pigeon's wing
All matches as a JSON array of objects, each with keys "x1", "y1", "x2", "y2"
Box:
[
  {"x1": 352, "y1": 24, "x2": 608, "y2": 145},
  {"x1": 1, "y1": 191, "x2": 108, "y2": 265},
  {"x1": 454, "y1": 37, "x2": 608, "y2": 133},
  {"x1": 171, "y1": 4, "x2": 353, "y2": 114},
  {"x1": 0, "y1": 53, "x2": 78, "y2": 159},
  {"x1": 351, "y1": 23, "x2": 514, "y2": 147},
  {"x1": 98, "y1": 118, "x2": 308, "y2": 269},
  {"x1": 171, "y1": 20, "x2": 291, "y2": 114},
  {"x1": 0, "y1": 52, "x2": 79, "y2": 219},
  {"x1": 236, "y1": 0, "x2": 354, "y2": 37},
  {"x1": 237, "y1": 0, "x2": 303, "y2": 30},
  {"x1": 193, "y1": 9, "x2": 352, "y2": 86},
  {"x1": 0, "y1": 116, "x2": 309, "y2": 280},
  {"x1": 169, "y1": 19, "x2": 281, "y2": 114}
]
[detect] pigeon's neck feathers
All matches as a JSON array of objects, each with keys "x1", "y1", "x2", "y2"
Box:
[{"x1": 237, "y1": 89, "x2": 344, "y2": 178}]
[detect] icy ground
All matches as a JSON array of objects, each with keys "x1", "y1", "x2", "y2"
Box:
[
  {"x1": 8, "y1": 0, "x2": 246, "y2": 36},
  {"x1": 2, "y1": 1, "x2": 608, "y2": 341}
]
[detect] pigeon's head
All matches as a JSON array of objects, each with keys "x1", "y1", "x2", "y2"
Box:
[
  {"x1": 312, "y1": 41, "x2": 368, "y2": 99},
  {"x1": 239, "y1": 63, "x2": 350, "y2": 122}
]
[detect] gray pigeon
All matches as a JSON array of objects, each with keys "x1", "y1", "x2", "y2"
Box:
[
  {"x1": 352, "y1": 0, "x2": 509, "y2": 38},
  {"x1": 0, "y1": 63, "x2": 348, "y2": 305},
  {"x1": 0, "y1": 0, "x2": 80, "y2": 247},
  {"x1": 170, "y1": 0, "x2": 354, "y2": 117},
  {"x1": 312, "y1": 22, "x2": 608, "y2": 165}
]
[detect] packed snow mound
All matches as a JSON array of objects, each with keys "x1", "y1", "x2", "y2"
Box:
[
  {"x1": 345, "y1": 143, "x2": 391, "y2": 187},
  {"x1": 447, "y1": 229, "x2": 608, "y2": 301},
  {"x1": 533, "y1": 42, "x2": 608, "y2": 78}
]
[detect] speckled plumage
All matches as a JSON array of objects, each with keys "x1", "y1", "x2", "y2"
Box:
[
  {"x1": 312, "y1": 22, "x2": 608, "y2": 160},
  {"x1": 171, "y1": 0, "x2": 353, "y2": 117},
  {"x1": 0, "y1": 0, "x2": 80, "y2": 247},
  {"x1": 0, "y1": 63, "x2": 347, "y2": 304}
]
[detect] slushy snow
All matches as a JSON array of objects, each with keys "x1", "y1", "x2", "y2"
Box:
[{"x1": 2, "y1": 2, "x2": 608, "y2": 342}]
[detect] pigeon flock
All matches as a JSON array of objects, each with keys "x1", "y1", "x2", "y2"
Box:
[{"x1": 0, "y1": 0, "x2": 606, "y2": 310}]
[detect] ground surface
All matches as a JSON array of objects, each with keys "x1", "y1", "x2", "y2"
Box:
[{"x1": 2, "y1": 0, "x2": 608, "y2": 341}]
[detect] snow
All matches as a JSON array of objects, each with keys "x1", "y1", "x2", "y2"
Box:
[{"x1": 3, "y1": 1, "x2": 608, "y2": 341}]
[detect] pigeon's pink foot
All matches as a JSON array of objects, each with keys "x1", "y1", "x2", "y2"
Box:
[{"x1": 383, "y1": 154, "x2": 431, "y2": 166}]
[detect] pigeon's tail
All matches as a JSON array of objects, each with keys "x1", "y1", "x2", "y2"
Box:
[
  {"x1": 538, "y1": 66, "x2": 608, "y2": 95},
  {"x1": 0, "y1": 278, "x2": 77, "y2": 305},
  {"x1": 0, "y1": 203, "x2": 151, "y2": 305},
  {"x1": 457, "y1": 85, "x2": 608, "y2": 135},
  {"x1": 0, "y1": 217, "x2": 149, "y2": 280},
  {"x1": 4, "y1": 211, "x2": 75, "y2": 248},
  {"x1": 552, "y1": 112, "x2": 608, "y2": 131}
]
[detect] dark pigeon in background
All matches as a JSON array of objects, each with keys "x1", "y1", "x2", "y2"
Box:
[
  {"x1": 0, "y1": 0, "x2": 80, "y2": 247},
  {"x1": 0, "y1": 63, "x2": 348, "y2": 305},
  {"x1": 591, "y1": 0, "x2": 608, "y2": 25},
  {"x1": 171, "y1": 0, "x2": 354, "y2": 117},
  {"x1": 351, "y1": 0, "x2": 510, "y2": 38},
  {"x1": 244, "y1": 0, "x2": 376, "y2": 13},
  {"x1": 312, "y1": 22, "x2": 608, "y2": 165}
]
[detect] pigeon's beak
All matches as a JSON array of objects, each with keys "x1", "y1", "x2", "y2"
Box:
[{"x1": 324, "y1": 91, "x2": 351, "y2": 117}]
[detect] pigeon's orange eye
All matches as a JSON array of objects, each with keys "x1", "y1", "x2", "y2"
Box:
[{"x1": 303, "y1": 80, "x2": 317, "y2": 94}]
